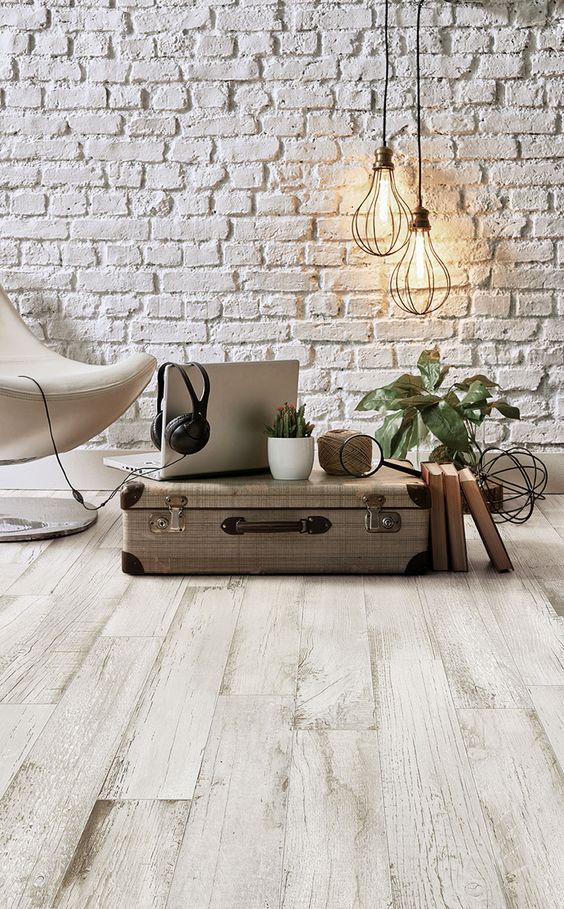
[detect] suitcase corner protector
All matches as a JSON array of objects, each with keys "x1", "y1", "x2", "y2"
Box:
[
  {"x1": 407, "y1": 483, "x2": 431, "y2": 509},
  {"x1": 121, "y1": 480, "x2": 145, "y2": 510},
  {"x1": 404, "y1": 550, "x2": 430, "y2": 575},
  {"x1": 122, "y1": 551, "x2": 145, "y2": 575}
]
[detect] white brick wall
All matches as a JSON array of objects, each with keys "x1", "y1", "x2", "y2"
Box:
[{"x1": 0, "y1": 0, "x2": 562, "y2": 449}]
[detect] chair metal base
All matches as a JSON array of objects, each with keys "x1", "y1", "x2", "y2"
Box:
[{"x1": 0, "y1": 497, "x2": 98, "y2": 541}]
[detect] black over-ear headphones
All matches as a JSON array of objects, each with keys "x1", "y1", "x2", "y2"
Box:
[{"x1": 150, "y1": 362, "x2": 211, "y2": 455}]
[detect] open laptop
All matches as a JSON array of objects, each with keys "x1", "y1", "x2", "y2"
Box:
[{"x1": 104, "y1": 360, "x2": 299, "y2": 480}]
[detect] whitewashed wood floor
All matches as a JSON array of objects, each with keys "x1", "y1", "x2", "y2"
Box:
[{"x1": 1, "y1": 491, "x2": 564, "y2": 909}]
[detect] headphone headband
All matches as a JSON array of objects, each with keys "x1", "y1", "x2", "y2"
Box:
[{"x1": 155, "y1": 362, "x2": 210, "y2": 418}]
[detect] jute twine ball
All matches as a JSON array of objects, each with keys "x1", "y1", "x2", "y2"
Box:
[{"x1": 318, "y1": 429, "x2": 372, "y2": 476}]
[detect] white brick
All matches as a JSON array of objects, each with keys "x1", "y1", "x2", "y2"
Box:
[
  {"x1": 68, "y1": 114, "x2": 123, "y2": 135},
  {"x1": 220, "y1": 137, "x2": 279, "y2": 162},
  {"x1": 47, "y1": 86, "x2": 107, "y2": 109},
  {"x1": 11, "y1": 192, "x2": 47, "y2": 216}
]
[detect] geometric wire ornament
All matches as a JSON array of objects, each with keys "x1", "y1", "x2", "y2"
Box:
[
  {"x1": 352, "y1": 146, "x2": 411, "y2": 258},
  {"x1": 390, "y1": 204, "x2": 452, "y2": 315},
  {"x1": 477, "y1": 446, "x2": 548, "y2": 524}
]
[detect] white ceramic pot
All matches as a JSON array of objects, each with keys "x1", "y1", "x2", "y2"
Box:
[{"x1": 267, "y1": 436, "x2": 315, "y2": 481}]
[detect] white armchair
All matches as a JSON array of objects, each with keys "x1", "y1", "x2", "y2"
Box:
[{"x1": 0, "y1": 285, "x2": 155, "y2": 540}]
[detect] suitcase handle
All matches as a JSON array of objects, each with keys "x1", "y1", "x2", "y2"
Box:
[{"x1": 221, "y1": 515, "x2": 332, "y2": 535}]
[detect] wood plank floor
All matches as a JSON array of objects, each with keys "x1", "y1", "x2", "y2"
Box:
[{"x1": 0, "y1": 492, "x2": 563, "y2": 909}]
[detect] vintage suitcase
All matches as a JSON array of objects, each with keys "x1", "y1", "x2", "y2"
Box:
[{"x1": 120, "y1": 465, "x2": 431, "y2": 576}]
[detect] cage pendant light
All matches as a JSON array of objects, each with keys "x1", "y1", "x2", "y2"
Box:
[
  {"x1": 390, "y1": 0, "x2": 451, "y2": 315},
  {"x1": 352, "y1": 0, "x2": 410, "y2": 258}
]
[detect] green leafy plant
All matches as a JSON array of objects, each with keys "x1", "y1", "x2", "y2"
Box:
[
  {"x1": 265, "y1": 402, "x2": 315, "y2": 438},
  {"x1": 356, "y1": 348, "x2": 520, "y2": 468}
]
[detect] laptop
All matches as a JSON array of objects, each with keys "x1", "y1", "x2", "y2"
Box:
[{"x1": 104, "y1": 359, "x2": 299, "y2": 481}]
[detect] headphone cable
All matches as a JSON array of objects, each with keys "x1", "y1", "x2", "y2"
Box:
[{"x1": 18, "y1": 375, "x2": 186, "y2": 511}]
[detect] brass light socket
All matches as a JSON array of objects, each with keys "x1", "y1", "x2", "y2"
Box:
[
  {"x1": 411, "y1": 205, "x2": 431, "y2": 231},
  {"x1": 373, "y1": 145, "x2": 395, "y2": 169}
]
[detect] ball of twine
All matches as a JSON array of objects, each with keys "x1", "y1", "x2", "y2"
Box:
[{"x1": 318, "y1": 430, "x2": 372, "y2": 476}]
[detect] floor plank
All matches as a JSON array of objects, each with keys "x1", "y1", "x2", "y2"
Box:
[
  {"x1": 4, "y1": 498, "x2": 118, "y2": 597},
  {"x1": 102, "y1": 584, "x2": 242, "y2": 800},
  {"x1": 52, "y1": 799, "x2": 190, "y2": 909},
  {"x1": 0, "y1": 594, "x2": 117, "y2": 704},
  {"x1": 166, "y1": 695, "x2": 294, "y2": 909},
  {"x1": 295, "y1": 577, "x2": 375, "y2": 729},
  {"x1": 280, "y1": 729, "x2": 392, "y2": 909},
  {"x1": 364, "y1": 576, "x2": 438, "y2": 663},
  {"x1": 0, "y1": 636, "x2": 160, "y2": 909},
  {"x1": 468, "y1": 553, "x2": 564, "y2": 686},
  {"x1": 0, "y1": 539, "x2": 52, "y2": 596},
  {"x1": 375, "y1": 659, "x2": 507, "y2": 909},
  {"x1": 529, "y1": 686, "x2": 564, "y2": 771},
  {"x1": 418, "y1": 574, "x2": 531, "y2": 708},
  {"x1": 459, "y1": 708, "x2": 564, "y2": 909},
  {"x1": 0, "y1": 704, "x2": 54, "y2": 799},
  {"x1": 102, "y1": 576, "x2": 185, "y2": 638},
  {"x1": 221, "y1": 576, "x2": 304, "y2": 695}
]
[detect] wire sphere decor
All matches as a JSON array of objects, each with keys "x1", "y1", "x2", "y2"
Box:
[{"x1": 477, "y1": 446, "x2": 548, "y2": 524}]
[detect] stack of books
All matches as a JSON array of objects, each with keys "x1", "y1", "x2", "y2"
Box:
[{"x1": 421, "y1": 462, "x2": 513, "y2": 573}]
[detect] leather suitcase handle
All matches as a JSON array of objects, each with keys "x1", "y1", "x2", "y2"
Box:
[{"x1": 221, "y1": 516, "x2": 332, "y2": 535}]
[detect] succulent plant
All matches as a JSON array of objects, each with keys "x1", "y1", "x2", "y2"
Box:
[{"x1": 265, "y1": 402, "x2": 315, "y2": 439}]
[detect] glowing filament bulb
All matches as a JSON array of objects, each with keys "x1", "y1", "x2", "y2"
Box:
[
  {"x1": 414, "y1": 229, "x2": 427, "y2": 287},
  {"x1": 352, "y1": 146, "x2": 411, "y2": 258},
  {"x1": 376, "y1": 169, "x2": 390, "y2": 226},
  {"x1": 390, "y1": 206, "x2": 451, "y2": 316}
]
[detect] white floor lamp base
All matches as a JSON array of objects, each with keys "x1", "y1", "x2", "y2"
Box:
[{"x1": 0, "y1": 497, "x2": 98, "y2": 541}]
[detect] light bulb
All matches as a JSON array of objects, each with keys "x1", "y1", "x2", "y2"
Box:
[
  {"x1": 414, "y1": 229, "x2": 427, "y2": 287},
  {"x1": 390, "y1": 206, "x2": 451, "y2": 316},
  {"x1": 376, "y1": 170, "x2": 390, "y2": 226},
  {"x1": 352, "y1": 146, "x2": 411, "y2": 258}
]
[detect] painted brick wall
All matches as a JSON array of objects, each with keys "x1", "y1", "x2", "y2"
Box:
[{"x1": 0, "y1": 0, "x2": 562, "y2": 449}]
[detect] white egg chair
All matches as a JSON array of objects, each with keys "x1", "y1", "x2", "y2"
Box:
[{"x1": 0, "y1": 284, "x2": 156, "y2": 540}]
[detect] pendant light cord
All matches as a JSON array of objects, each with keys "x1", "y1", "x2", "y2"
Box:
[
  {"x1": 416, "y1": 0, "x2": 423, "y2": 207},
  {"x1": 382, "y1": 0, "x2": 390, "y2": 146}
]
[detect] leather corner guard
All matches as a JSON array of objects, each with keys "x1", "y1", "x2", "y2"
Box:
[
  {"x1": 122, "y1": 551, "x2": 145, "y2": 575},
  {"x1": 407, "y1": 483, "x2": 431, "y2": 509},
  {"x1": 120, "y1": 481, "x2": 145, "y2": 510},
  {"x1": 404, "y1": 550, "x2": 430, "y2": 575}
]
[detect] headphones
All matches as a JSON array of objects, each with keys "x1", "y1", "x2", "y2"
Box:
[{"x1": 150, "y1": 362, "x2": 211, "y2": 455}]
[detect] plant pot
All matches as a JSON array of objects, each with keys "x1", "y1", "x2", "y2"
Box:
[{"x1": 267, "y1": 437, "x2": 315, "y2": 481}]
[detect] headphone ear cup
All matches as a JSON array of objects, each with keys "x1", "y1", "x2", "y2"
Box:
[
  {"x1": 151, "y1": 411, "x2": 163, "y2": 450},
  {"x1": 165, "y1": 413, "x2": 210, "y2": 455}
]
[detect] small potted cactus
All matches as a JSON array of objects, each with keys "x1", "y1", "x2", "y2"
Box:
[{"x1": 265, "y1": 402, "x2": 315, "y2": 480}]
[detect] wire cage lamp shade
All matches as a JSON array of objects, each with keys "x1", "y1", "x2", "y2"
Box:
[
  {"x1": 351, "y1": 0, "x2": 411, "y2": 258},
  {"x1": 390, "y1": 0, "x2": 452, "y2": 316},
  {"x1": 390, "y1": 204, "x2": 452, "y2": 315},
  {"x1": 352, "y1": 146, "x2": 412, "y2": 257}
]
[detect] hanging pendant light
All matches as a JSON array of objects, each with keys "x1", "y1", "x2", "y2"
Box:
[
  {"x1": 352, "y1": 0, "x2": 410, "y2": 258},
  {"x1": 390, "y1": 0, "x2": 451, "y2": 315}
]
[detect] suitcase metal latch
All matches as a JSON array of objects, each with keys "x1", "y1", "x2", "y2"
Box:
[
  {"x1": 362, "y1": 496, "x2": 401, "y2": 533},
  {"x1": 149, "y1": 495, "x2": 187, "y2": 534}
]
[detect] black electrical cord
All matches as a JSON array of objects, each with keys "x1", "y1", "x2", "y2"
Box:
[
  {"x1": 19, "y1": 375, "x2": 186, "y2": 511},
  {"x1": 416, "y1": 0, "x2": 424, "y2": 207},
  {"x1": 382, "y1": 0, "x2": 390, "y2": 146}
]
